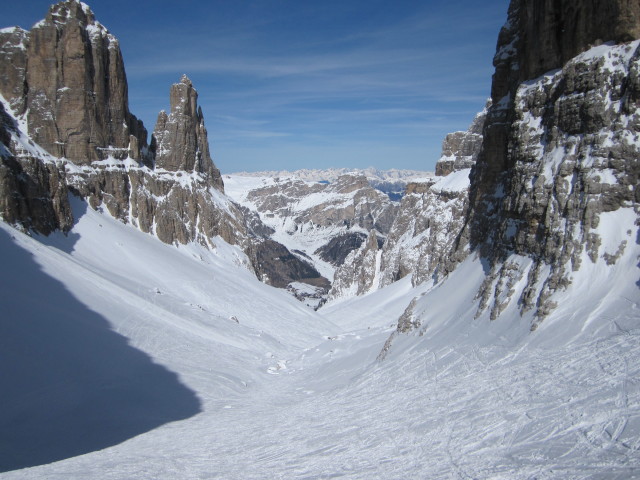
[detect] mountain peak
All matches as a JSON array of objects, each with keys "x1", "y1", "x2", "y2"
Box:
[
  {"x1": 152, "y1": 77, "x2": 224, "y2": 188},
  {"x1": 44, "y1": 0, "x2": 96, "y2": 29},
  {"x1": 179, "y1": 74, "x2": 193, "y2": 87}
]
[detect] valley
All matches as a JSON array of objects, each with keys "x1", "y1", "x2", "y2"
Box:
[{"x1": 0, "y1": 0, "x2": 639, "y2": 478}]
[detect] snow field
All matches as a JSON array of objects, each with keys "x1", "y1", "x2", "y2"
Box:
[{"x1": 0, "y1": 195, "x2": 638, "y2": 478}]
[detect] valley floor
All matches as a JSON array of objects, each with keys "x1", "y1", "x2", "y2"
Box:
[{"x1": 1, "y1": 203, "x2": 639, "y2": 479}]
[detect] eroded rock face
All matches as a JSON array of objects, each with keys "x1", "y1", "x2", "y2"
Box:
[
  {"x1": 0, "y1": 27, "x2": 29, "y2": 114},
  {"x1": 328, "y1": 170, "x2": 473, "y2": 300},
  {"x1": 250, "y1": 239, "x2": 329, "y2": 289},
  {"x1": 151, "y1": 75, "x2": 223, "y2": 190},
  {"x1": 0, "y1": 1, "x2": 335, "y2": 298},
  {"x1": 464, "y1": 0, "x2": 640, "y2": 323},
  {"x1": 315, "y1": 232, "x2": 369, "y2": 266},
  {"x1": 329, "y1": 230, "x2": 381, "y2": 298},
  {"x1": 0, "y1": 3, "x2": 241, "y2": 252},
  {"x1": 0, "y1": 102, "x2": 72, "y2": 235},
  {"x1": 328, "y1": 105, "x2": 488, "y2": 301},
  {"x1": 474, "y1": 0, "x2": 640, "y2": 205},
  {"x1": 435, "y1": 101, "x2": 490, "y2": 176},
  {"x1": 67, "y1": 164, "x2": 248, "y2": 248},
  {"x1": 246, "y1": 174, "x2": 398, "y2": 234},
  {"x1": 21, "y1": 0, "x2": 149, "y2": 164}
]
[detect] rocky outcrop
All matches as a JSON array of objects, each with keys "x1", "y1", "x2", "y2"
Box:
[
  {"x1": 245, "y1": 174, "x2": 398, "y2": 235},
  {"x1": 228, "y1": 173, "x2": 400, "y2": 292},
  {"x1": 459, "y1": 0, "x2": 640, "y2": 323},
  {"x1": 16, "y1": 0, "x2": 149, "y2": 164},
  {"x1": 328, "y1": 104, "x2": 489, "y2": 301},
  {"x1": 0, "y1": 27, "x2": 29, "y2": 114},
  {"x1": 328, "y1": 169, "x2": 473, "y2": 300},
  {"x1": 315, "y1": 232, "x2": 369, "y2": 266},
  {"x1": 329, "y1": 230, "x2": 381, "y2": 298},
  {"x1": 251, "y1": 239, "x2": 329, "y2": 289},
  {"x1": 517, "y1": 0, "x2": 640, "y2": 85},
  {"x1": 151, "y1": 75, "x2": 223, "y2": 190},
  {"x1": 0, "y1": 1, "x2": 332, "y2": 298},
  {"x1": 0, "y1": 102, "x2": 72, "y2": 235},
  {"x1": 378, "y1": 173, "x2": 471, "y2": 289},
  {"x1": 435, "y1": 101, "x2": 490, "y2": 176}
]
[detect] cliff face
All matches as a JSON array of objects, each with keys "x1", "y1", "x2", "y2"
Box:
[
  {"x1": 0, "y1": 1, "x2": 331, "y2": 294},
  {"x1": 435, "y1": 101, "x2": 489, "y2": 176},
  {"x1": 59, "y1": 74, "x2": 247, "y2": 248},
  {"x1": 0, "y1": 27, "x2": 28, "y2": 115},
  {"x1": 0, "y1": 1, "x2": 245, "y2": 249},
  {"x1": 328, "y1": 170, "x2": 473, "y2": 301},
  {"x1": 151, "y1": 75, "x2": 223, "y2": 190},
  {"x1": 328, "y1": 107, "x2": 487, "y2": 301},
  {"x1": 462, "y1": 0, "x2": 640, "y2": 323},
  {"x1": 0, "y1": 1, "x2": 149, "y2": 165},
  {"x1": 0, "y1": 102, "x2": 73, "y2": 235},
  {"x1": 473, "y1": 0, "x2": 640, "y2": 214}
]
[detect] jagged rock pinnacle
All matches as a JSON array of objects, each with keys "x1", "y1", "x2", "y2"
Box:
[
  {"x1": 180, "y1": 74, "x2": 193, "y2": 87},
  {"x1": 152, "y1": 76, "x2": 224, "y2": 190}
]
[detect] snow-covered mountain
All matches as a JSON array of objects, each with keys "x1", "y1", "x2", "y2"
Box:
[
  {"x1": 1, "y1": 0, "x2": 639, "y2": 478},
  {"x1": 232, "y1": 167, "x2": 433, "y2": 202},
  {"x1": 328, "y1": 105, "x2": 490, "y2": 301},
  {"x1": 0, "y1": 1, "x2": 325, "y2": 296},
  {"x1": 231, "y1": 166, "x2": 433, "y2": 184},
  {"x1": 225, "y1": 173, "x2": 399, "y2": 303}
]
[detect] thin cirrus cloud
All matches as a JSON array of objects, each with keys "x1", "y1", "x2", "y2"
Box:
[{"x1": 3, "y1": 0, "x2": 510, "y2": 172}]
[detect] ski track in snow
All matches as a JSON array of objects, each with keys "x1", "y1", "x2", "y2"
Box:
[{"x1": 1, "y1": 201, "x2": 639, "y2": 479}]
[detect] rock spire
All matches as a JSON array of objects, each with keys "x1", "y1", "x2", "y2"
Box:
[{"x1": 152, "y1": 75, "x2": 224, "y2": 191}]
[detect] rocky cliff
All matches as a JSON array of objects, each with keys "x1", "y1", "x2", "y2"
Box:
[
  {"x1": 0, "y1": 0, "x2": 334, "y2": 297},
  {"x1": 0, "y1": 101, "x2": 73, "y2": 235},
  {"x1": 151, "y1": 75, "x2": 223, "y2": 189},
  {"x1": 462, "y1": 0, "x2": 640, "y2": 324},
  {"x1": 226, "y1": 173, "x2": 400, "y2": 286},
  {"x1": 435, "y1": 101, "x2": 490, "y2": 176},
  {"x1": 328, "y1": 108, "x2": 487, "y2": 301},
  {"x1": 0, "y1": 1, "x2": 149, "y2": 165}
]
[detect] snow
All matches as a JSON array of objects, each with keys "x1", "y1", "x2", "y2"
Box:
[
  {"x1": 0, "y1": 185, "x2": 638, "y2": 478},
  {"x1": 576, "y1": 40, "x2": 640, "y2": 67},
  {"x1": 1, "y1": 35, "x2": 639, "y2": 478},
  {"x1": 0, "y1": 95, "x2": 57, "y2": 163},
  {"x1": 430, "y1": 168, "x2": 471, "y2": 193},
  {"x1": 224, "y1": 173, "x2": 391, "y2": 283},
  {"x1": 230, "y1": 167, "x2": 434, "y2": 184}
]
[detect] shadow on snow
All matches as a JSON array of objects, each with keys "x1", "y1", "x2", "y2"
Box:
[{"x1": 0, "y1": 226, "x2": 202, "y2": 472}]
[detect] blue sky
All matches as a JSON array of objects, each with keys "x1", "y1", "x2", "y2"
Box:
[{"x1": 7, "y1": 1, "x2": 510, "y2": 173}]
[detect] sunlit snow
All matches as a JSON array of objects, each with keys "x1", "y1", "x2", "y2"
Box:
[{"x1": 1, "y1": 193, "x2": 638, "y2": 478}]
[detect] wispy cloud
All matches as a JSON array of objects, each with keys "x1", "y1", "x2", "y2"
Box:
[{"x1": 119, "y1": 0, "x2": 509, "y2": 171}]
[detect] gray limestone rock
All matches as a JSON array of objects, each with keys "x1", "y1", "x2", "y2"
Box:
[
  {"x1": 0, "y1": 27, "x2": 29, "y2": 114},
  {"x1": 464, "y1": 0, "x2": 640, "y2": 321},
  {"x1": 23, "y1": 0, "x2": 149, "y2": 164},
  {"x1": 329, "y1": 104, "x2": 488, "y2": 301},
  {"x1": 152, "y1": 75, "x2": 224, "y2": 190},
  {"x1": 246, "y1": 174, "x2": 398, "y2": 235},
  {"x1": 435, "y1": 100, "x2": 490, "y2": 176},
  {"x1": 329, "y1": 230, "x2": 381, "y2": 298},
  {"x1": 249, "y1": 239, "x2": 330, "y2": 290},
  {"x1": 0, "y1": 103, "x2": 72, "y2": 235},
  {"x1": 315, "y1": 232, "x2": 370, "y2": 266}
]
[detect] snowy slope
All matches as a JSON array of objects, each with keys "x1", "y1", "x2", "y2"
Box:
[
  {"x1": 0, "y1": 197, "x2": 339, "y2": 472},
  {"x1": 1, "y1": 196, "x2": 638, "y2": 478}
]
